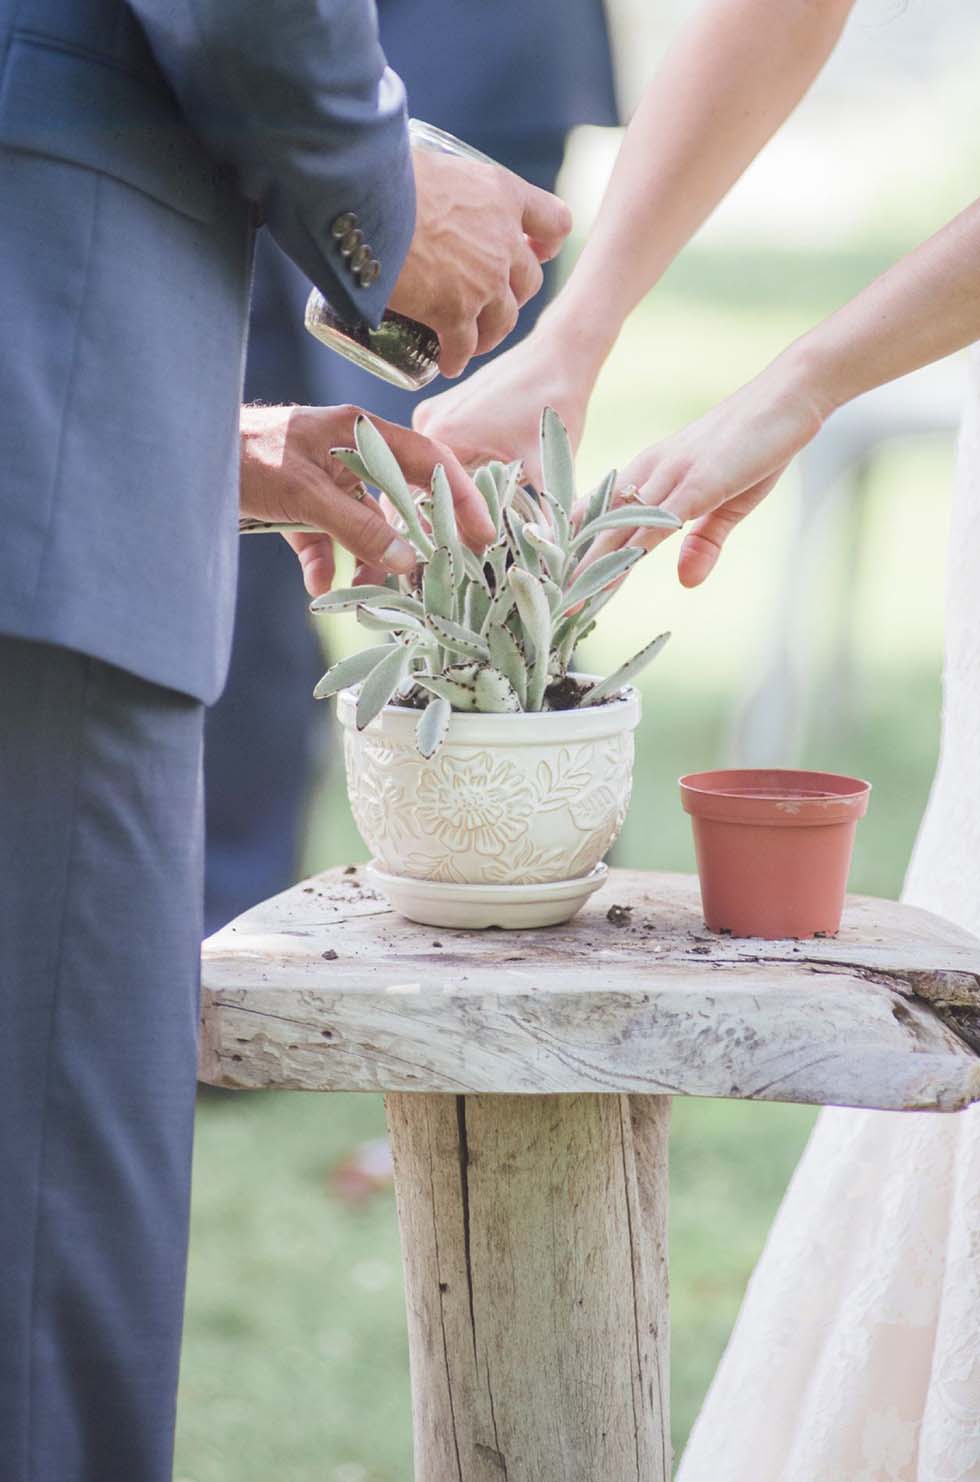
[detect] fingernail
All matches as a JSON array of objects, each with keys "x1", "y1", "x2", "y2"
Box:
[{"x1": 383, "y1": 536, "x2": 416, "y2": 573}]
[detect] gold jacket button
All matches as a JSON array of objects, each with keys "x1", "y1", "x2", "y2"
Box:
[
  {"x1": 340, "y1": 228, "x2": 364, "y2": 260},
  {"x1": 331, "y1": 211, "x2": 358, "y2": 240}
]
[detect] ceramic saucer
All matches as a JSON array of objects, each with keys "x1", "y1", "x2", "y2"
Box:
[{"x1": 365, "y1": 861, "x2": 609, "y2": 930}]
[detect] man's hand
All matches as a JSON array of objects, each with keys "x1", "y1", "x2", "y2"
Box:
[
  {"x1": 240, "y1": 404, "x2": 495, "y2": 598},
  {"x1": 389, "y1": 151, "x2": 572, "y2": 379}
]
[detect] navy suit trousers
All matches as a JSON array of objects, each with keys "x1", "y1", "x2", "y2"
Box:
[{"x1": 0, "y1": 636, "x2": 204, "y2": 1482}]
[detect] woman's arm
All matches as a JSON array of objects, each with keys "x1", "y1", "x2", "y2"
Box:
[
  {"x1": 416, "y1": 0, "x2": 855, "y2": 473},
  {"x1": 589, "y1": 197, "x2": 980, "y2": 586}
]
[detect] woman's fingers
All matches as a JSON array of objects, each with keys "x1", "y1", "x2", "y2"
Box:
[
  {"x1": 676, "y1": 473, "x2": 782, "y2": 587},
  {"x1": 576, "y1": 460, "x2": 684, "y2": 569}
]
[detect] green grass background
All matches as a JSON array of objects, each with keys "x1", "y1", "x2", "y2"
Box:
[{"x1": 174, "y1": 241, "x2": 955, "y2": 1480}]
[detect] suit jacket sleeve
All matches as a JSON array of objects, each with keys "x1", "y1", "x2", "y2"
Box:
[{"x1": 127, "y1": 0, "x2": 414, "y2": 327}]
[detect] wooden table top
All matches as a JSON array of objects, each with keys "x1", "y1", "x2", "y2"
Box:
[{"x1": 199, "y1": 866, "x2": 980, "y2": 1112}]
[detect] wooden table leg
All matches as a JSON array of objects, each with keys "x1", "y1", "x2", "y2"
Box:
[{"x1": 384, "y1": 1093, "x2": 671, "y2": 1482}]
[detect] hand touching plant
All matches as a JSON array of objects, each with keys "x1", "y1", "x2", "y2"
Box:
[
  {"x1": 413, "y1": 314, "x2": 603, "y2": 484},
  {"x1": 239, "y1": 403, "x2": 494, "y2": 596},
  {"x1": 310, "y1": 409, "x2": 679, "y2": 757},
  {"x1": 582, "y1": 353, "x2": 825, "y2": 587},
  {"x1": 585, "y1": 197, "x2": 980, "y2": 586}
]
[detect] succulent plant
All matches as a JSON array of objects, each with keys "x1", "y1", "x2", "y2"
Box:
[{"x1": 311, "y1": 408, "x2": 679, "y2": 757}]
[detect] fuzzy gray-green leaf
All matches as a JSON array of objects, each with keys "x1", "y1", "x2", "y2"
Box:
[
  {"x1": 508, "y1": 567, "x2": 552, "y2": 656},
  {"x1": 538, "y1": 488, "x2": 571, "y2": 551},
  {"x1": 430, "y1": 465, "x2": 464, "y2": 572},
  {"x1": 313, "y1": 644, "x2": 394, "y2": 701},
  {"x1": 582, "y1": 468, "x2": 617, "y2": 528},
  {"x1": 572, "y1": 504, "x2": 682, "y2": 553},
  {"x1": 416, "y1": 696, "x2": 452, "y2": 756},
  {"x1": 414, "y1": 674, "x2": 477, "y2": 710},
  {"x1": 553, "y1": 573, "x2": 622, "y2": 649},
  {"x1": 443, "y1": 661, "x2": 481, "y2": 688},
  {"x1": 353, "y1": 416, "x2": 433, "y2": 556},
  {"x1": 310, "y1": 585, "x2": 424, "y2": 618},
  {"x1": 481, "y1": 584, "x2": 515, "y2": 635},
  {"x1": 423, "y1": 546, "x2": 455, "y2": 624},
  {"x1": 425, "y1": 613, "x2": 491, "y2": 662},
  {"x1": 355, "y1": 643, "x2": 412, "y2": 729},
  {"x1": 465, "y1": 579, "x2": 491, "y2": 634},
  {"x1": 559, "y1": 547, "x2": 644, "y2": 616},
  {"x1": 578, "y1": 631, "x2": 671, "y2": 707},
  {"x1": 460, "y1": 546, "x2": 491, "y2": 589},
  {"x1": 503, "y1": 508, "x2": 538, "y2": 572},
  {"x1": 523, "y1": 523, "x2": 566, "y2": 582},
  {"x1": 539, "y1": 406, "x2": 576, "y2": 517},
  {"x1": 509, "y1": 567, "x2": 553, "y2": 710},
  {"x1": 487, "y1": 623, "x2": 527, "y2": 707},
  {"x1": 492, "y1": 462, "x2": 524, "y2": 521},
  {"x1": 494, "y1": 459, "x2": 524, "y2": 514},
  {"x1": 328, "y1": 447, "x2": 373, "y2": 483},
  {"x1": 474, "y1": 666, "x2": 521, "y2": 714},
  {"x1": 541, "y1": 575, "x2": 564, "y2": 615},
  {"x1": 474, "y1": 467, "x2": 501, "y2": 533},
  {"x1": 356, "y1": 604, "x2": 426, "y2": 636},
  {"x1": 510, "y1": 485, "x2": 541, "y2": 526}
]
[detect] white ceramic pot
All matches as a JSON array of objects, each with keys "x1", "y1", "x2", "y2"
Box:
[{"x1": 337, "y1": 679, "x2": 640, "y2": 927}]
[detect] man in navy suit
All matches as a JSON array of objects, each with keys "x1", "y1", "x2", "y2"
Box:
[
  {"x1": 205, "y1": 0, "x2": 618, "y2": 935},
  {"x1": 0, "y1": 1, "x2": 571, "y2": 1475}
]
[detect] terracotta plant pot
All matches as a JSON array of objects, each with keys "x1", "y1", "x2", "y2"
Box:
[{"x1": 680, "y1": 768, "x2": 871, "y2": 939}]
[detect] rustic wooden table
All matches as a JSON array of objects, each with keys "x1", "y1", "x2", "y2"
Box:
[{"x1": 200, "y1": 867, "x2": 980, "y2": 1482}]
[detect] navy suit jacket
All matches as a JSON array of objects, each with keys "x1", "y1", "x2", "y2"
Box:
[
  {"x1": 0, "y1": 0, "x2": 415, "y2": 702},
  {"x1": 245, "y1": 0, "x2": 617, "y2": 412}
]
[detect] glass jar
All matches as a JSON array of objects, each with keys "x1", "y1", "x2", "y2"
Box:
[{"x1": 304, "y1": 120, "x2": 497, "y2": 391}]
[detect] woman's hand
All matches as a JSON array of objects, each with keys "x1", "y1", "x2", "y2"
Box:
[
  {"x1": 413, "y1": 324, "x2": 597, "y2": 486},
  {"x1": 586, "y1": 351, "x2": 830, "y2": 586},
  {"x1": 240, "y1": 403, "x2": 494, "y2": 597}
]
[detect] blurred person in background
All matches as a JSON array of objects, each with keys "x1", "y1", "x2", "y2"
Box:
[
  {"x1": 204, "y1": 0, "x2": 617, "y2": 936},
  {"x1": 420, "y1": 0, "x2": 980, "y2": 1473}
]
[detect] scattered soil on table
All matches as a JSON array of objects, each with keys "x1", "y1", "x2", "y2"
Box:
[{"x1": 606, "y1": 904, "x2": 633, "y2": 926}]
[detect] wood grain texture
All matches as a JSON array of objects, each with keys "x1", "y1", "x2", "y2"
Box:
[
  {"x1": 199, "y1": 868, "x2": 980, "y2": 1111},
  {"x1": 384, "y1": 1092, "x2": 671, "y2": 1482}
]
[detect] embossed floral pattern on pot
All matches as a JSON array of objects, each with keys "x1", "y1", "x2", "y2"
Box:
[{"x1": 415, "y1": 752, "x2": 536, "y2": 856}]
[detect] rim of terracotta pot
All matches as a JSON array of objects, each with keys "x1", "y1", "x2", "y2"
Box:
[
  {"x1": 337, "y1": 675, "x2": 641, "y2": 747},
  {"x1": 679, "y1": 768, "x2": 871, "y2": 828}
]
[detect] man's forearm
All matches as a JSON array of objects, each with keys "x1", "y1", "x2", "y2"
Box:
[
  {"x1": 543, "y1": 0, "x2": 854, "y2": 367},
  {"x1": 790, "y1": 197, "x2": 980, "y2": 415}
]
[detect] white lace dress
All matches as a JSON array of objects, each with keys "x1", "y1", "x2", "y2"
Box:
[{"x1": 676, "y1": 357, "x2": 980, "y2": 1482}]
